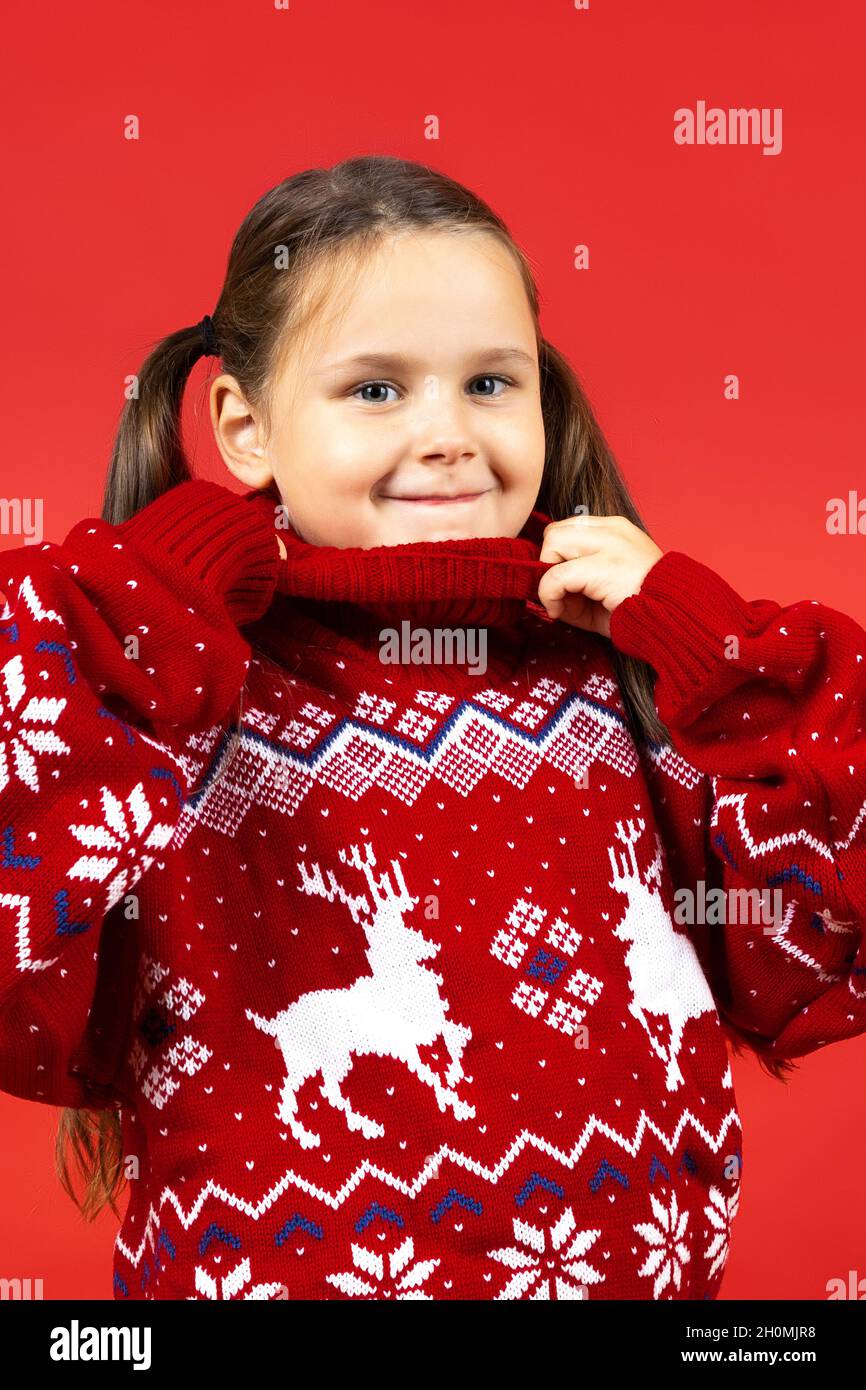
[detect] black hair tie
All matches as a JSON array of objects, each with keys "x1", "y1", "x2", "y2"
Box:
[{"x1": 199, "y1": 314, "x2": 220, "y2": 357}]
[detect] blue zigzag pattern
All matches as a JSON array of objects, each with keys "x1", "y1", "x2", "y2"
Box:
[
  {"x1": 355, "y1": 1201, "x2": 405, "y2": 1234},
  {"x1": 188, "y1": 685, "x2": 643, "y2": 809},
  {"x1": 275, "y1": 1213, "x2": 325, "y2": 1244},
  {"x1": 514, "y1": 1171, "x2": 566, "y2": 1206},
  {"x1": 199, "y1": 1223, "x2": 242, "y2": 1256},
  {"x1": 430, "y1": 1188, "x2": 484, "y2": 1222},
  {"x1": 589, "y1": 1158, "x2": 629, "y2": 1194}
]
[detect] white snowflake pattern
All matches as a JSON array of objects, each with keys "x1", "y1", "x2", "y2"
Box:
[
  {"x1": 325, "y1": 1234, "x2": 439, "y2": 1299},
  {"x1": 703, "y1": 1184, "x2": 740, "y2": 1281},
  {"x1": 193, "y1": 1257, "x2": 285, "y2": 1300},
  {"x1": 633, "y1": 1189, "x2": 691, "y2": 1298},
  {"x1": 487, "y1": 1206, "x2": 605, "y2": 1299},
  {"x1": 66, "y1": 780, "x2": 177, "y2": 912},
  {"x1": 0, "y1": 652, "x2": 70, "y2": 795}
]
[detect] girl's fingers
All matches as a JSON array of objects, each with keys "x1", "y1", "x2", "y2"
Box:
[
  {"x1": 537, "y1": 555, "x2": 621, "y2": 637},
  {"x1": 535, "y1": 515, "x2": 661, "y2": 634},
  {"x1": 537, "y1": 555, "x2": 605, "y2": 605},
  {"x1": 544, "y1": 514, "x2": 628, "y2": 534},
  {"x1": 539, "y1": 518, "x2": 628, "y2": 566},
  {"x1": 539, "y1": 530, "x2": 611, "y2": 564}
]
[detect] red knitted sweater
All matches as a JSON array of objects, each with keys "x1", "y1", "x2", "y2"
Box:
[{"x1": 1, "y1": 479, "x2": 864, "y2": 1301}]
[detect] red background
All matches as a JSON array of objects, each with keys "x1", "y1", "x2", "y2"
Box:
[{"x1": 1, "y1": 0, "x2": 864, "y2": 1299}]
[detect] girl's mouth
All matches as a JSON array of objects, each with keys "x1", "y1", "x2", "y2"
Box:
[{"x1": 383, "y1": 491, "x2": 491, "y2": 506}]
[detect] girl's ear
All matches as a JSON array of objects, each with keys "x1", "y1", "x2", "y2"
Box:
[{"x1": 209, "y1": 373, "x2": 275, "y2": 490}]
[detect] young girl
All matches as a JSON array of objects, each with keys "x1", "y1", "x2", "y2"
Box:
[{"x1": 2, "y1": 155, "x2": 864, "y2": 1302}]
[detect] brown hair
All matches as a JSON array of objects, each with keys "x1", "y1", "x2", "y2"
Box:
[{"x1": 57, "y1": 154, "x2": 793, "y2": 1223}]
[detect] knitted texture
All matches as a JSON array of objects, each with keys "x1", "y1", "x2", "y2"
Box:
[{"x1": 1, "y1": 478, "x2": 864, "y2": 1301}]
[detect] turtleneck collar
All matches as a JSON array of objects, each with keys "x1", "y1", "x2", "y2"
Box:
[{"x1": 271, "y1": 508, "x2": 555, "y2": 635}]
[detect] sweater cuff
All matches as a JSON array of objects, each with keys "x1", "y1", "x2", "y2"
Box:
[
  {"x1": 607, "y1": 550, "x2": 770, "y2": 715},
  {"x1": 102, "y1": 479, "x2": 281, "y2": 626}
]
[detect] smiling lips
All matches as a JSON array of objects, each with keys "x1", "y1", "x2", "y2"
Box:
[{"x1": 383, "y1": 491, "x2": 490, "y2": 505}]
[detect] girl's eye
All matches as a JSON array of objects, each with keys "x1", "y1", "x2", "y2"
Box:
[
  {"x1": 353, "y1": 381, "x2": 400, "y2": 404},
  {"x1": 350, "y1": 374, "x2": 513, "y2": 404},
  {"x1": 468, "y1": 374, "x2": 513, "y2": 397}
]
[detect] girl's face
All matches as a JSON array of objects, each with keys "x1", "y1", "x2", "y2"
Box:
[{"x1": 212, "y1": 229, "x2": 546, "y2": 548}]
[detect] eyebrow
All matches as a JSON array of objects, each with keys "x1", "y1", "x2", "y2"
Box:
[{"x1": 322, "y1": 347, "x2": 537, "y2": 373}]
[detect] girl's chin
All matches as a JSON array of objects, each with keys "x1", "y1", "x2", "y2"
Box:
[{"x1": 371, "y1": 490, "x2": 504, "y2": 539}]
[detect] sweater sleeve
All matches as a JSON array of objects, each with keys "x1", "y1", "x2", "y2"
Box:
[
  {"x1": 608, "y1": 549, "x2": 866, "y2": 1063},
  {"x1": 0, "y1": 479, "x2": 281, "y2": 1108}
]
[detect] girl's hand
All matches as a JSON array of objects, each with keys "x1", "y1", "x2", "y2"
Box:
[
  {"x1": 276, "y1": 534, "x2": 287, "y2": 560},
  {"x1": 537, "y1": 514, "x2": 664, "y2": 638}
]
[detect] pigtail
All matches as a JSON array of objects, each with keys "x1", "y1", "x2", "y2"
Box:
[
  {"x1": 55, "y1": 1105, "x2": 126, "y2": 1223},
  {"x1": 101, "y1": 322, "x2": 216, "y2": 525}
]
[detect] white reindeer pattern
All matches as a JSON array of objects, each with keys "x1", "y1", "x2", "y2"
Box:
[
  {"x1": 245, "y1": 841, "x2": 476, "y2": 1149},
  {"x1": 608, "y1": 817, "x2": 717, "y2": 1090}
]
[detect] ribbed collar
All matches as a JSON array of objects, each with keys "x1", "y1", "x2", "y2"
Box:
[{"x1": 271, "y1": 508, "x2": 555, "y2": 636}]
